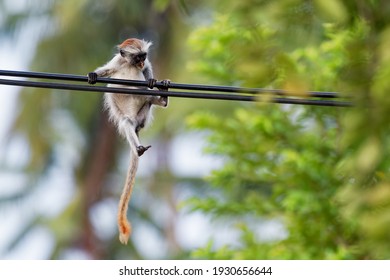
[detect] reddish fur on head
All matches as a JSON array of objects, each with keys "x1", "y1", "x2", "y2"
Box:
[
  {"x1": 119, "y1": 38, "x2": 143, "y2": 49},
  {"x1": 118, "y1": 38, "x2": 151, "y2": 54}
]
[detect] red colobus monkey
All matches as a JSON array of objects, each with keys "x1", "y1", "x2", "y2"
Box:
[{"x1": 88, "y1": 38, "x2": 169, "y2": 244}]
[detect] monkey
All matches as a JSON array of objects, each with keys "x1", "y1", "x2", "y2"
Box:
[{"x1": 87, "y1": 38, "x2": 169, "y2": 244}]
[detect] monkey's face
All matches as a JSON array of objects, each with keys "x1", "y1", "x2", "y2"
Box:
[{"x1": 120, "y1": 49, "x2": 147, "y2": 70}]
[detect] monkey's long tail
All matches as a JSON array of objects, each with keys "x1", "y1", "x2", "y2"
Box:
[{"x1": 118, "y1": 134, "x2": 139, "y2": 245}]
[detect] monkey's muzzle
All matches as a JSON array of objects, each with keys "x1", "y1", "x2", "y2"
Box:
[
  {"x1": 133, "y1": 52, "x2": 147, "y2": 70},
  {"x1": 137, "y1": 61, "x2": 145, "y2": 69}
]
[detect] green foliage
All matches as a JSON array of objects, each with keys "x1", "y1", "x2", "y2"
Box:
[
  {"x1": 187, "y1": 14, "x2": 280, "y2": 86},
  {"x1": 185, "y1": 0, "x2": 390, "y2": 259},
  {"x1": 187, "y1": 105, "x2": 351, "y2": 259}
]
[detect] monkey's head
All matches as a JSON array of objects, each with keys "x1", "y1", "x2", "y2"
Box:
[{"x1": 118, "y1": 38, "x2": 152, "y2": 70}]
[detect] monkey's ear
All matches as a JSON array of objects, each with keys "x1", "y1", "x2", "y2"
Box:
[{"x1": 119, "y1": 49, "x2": 126, "y2": 57}]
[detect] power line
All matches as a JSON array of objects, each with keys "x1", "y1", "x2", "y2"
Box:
[
  {"x1": 0, "y1": 69, "x2": 341, "y2": 98},
  {"x1": 0, "y1": 69, "x2": 352, "y2": 107}
]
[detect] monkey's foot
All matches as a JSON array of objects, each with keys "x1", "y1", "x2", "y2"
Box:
[
  {"x1": 158, "y1": 80, "x2": 170, "y2": 107},
  {"x1": 158, "y1": 79, "x2": 171, "y2": 91},
  {"x1": 87, "y1": 72, "x2": 98, "y2": 84},
  {"x1": 137, "y1": 145, "x2": 151, "y2": 156}
]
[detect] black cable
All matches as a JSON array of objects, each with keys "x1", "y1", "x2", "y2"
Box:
[
  {"x1": 0, "y1": 78, "x2": 352, "y2": 107},
  {"x1": 0, "y1": 69, "x2": 344, "y2": 99}
]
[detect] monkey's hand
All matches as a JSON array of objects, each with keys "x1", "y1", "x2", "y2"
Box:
[
  {"x1": 147, "y1": 78, "x2": 157, "y2": 89},
  {"x1": 147, "y1": 79, "x2": 171, "y2": 91},
  {"x1": 87, "y1": 72, "x2": 98, "y2": 84}
]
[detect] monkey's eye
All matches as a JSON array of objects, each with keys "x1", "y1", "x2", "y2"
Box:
[
  {"x1": 131, "y1": 53, "x2": 147, "y2": 63},
  {"x1": 137, "y1": 52, "x2": 147, "y2": 61}
]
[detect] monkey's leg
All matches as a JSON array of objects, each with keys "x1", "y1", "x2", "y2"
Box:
[
  {"x1": 133, "y1": 104, "x2": 155, "y2": 156},
  {"x1": 120, "y1": 118, "x2": 141, "y2": 154},
  {"x1": 151, "y1": 96, "x2": 168, "y2": 107},
  {"x1": 128, "y1": 129, "x2": 151, "y2": 157},
  {"x1": 135, "y1": 121, "x2": 150, "y2": 156},
  {"x1": 122, "y1": 121, "x2": 150, "y2": 157},
  {"x1": 156, "y1": 79, "x2": 170, "y2": 107},
  {"x1": 147, "y1": 79, "x2": 169, "y2": 107}
]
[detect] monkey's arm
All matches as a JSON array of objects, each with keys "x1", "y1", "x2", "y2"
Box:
[
  {"x1": 88, "y1": 55, "x2": 122, "y2": 84},
  {"x1": 142, "y1": 59, "x2": 169, "y2": 107},
  {"x1": 142, "y1": 59, "x2": 153, "y2": 81}
]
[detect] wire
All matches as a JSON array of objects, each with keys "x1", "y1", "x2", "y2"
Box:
[
  {"x1": 0, "y1": 69, "x2": 343, "y2": 98},
  {"x1": 0, "y1": 69, "x2": 352, "y2": 107}
]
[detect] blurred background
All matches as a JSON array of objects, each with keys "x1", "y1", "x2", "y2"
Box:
[{"x1": 1, "y1": 0, "x2": 390, "y2": 260}]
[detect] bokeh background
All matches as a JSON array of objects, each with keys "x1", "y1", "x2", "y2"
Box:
[{"x1": 1, "y1": 0, "x2": 390, "y2": 259}]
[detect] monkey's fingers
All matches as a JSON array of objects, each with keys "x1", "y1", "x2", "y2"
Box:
[
  {"x1": 87, "y1": 72, "x2": 98, "y2": 84},
  {"x1": 147, "y1": 78, "x2": 157, "y2": 89}
]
